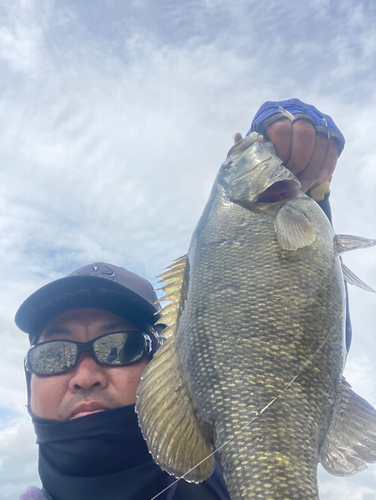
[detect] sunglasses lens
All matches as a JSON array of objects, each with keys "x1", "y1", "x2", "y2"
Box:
[
  {"x1": 28, "y1": 341, "x2": 78, "y2": 375},
  {"x1": 94, "y1": 332, "x2": 146, "y2": 365},
  {"x1": 26, "y1": 332, "x2": 150, "y2": 375}
]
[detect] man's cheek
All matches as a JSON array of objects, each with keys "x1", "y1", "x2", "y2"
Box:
[{"x1": 30, "y1": 374, "x2": 64, "y2": 419}]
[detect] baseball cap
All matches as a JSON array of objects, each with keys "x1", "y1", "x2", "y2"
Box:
[{"x1": 15, "y1": 262, "x2": 161, "y2": 345}]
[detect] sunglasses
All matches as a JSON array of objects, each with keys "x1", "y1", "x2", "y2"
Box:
[{"x1": 25, "y1": 331, "x2": 153, "y2": 376}]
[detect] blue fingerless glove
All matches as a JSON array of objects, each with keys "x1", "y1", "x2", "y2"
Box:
[{"x1": 247, "y1": 98, "x2": 345, "y2": 155}]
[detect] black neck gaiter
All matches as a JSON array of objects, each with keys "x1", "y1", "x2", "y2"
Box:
[{"x1": 31, "y1": 405, "x2": 170, "y2": 500}]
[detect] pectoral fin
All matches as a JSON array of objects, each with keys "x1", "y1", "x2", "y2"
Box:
[
  {"x1": 274, "y1": 204, "x2": 316, "y2": 251},
  {"x1": 334, "y1": 234, "x2": 376, "y2": 255},
  {"x1": 319, "y1": 378, "x2": 376, "y2": 476},
  {"x1": 136, "y1": 337, "x2": 214, "y2": 482}
]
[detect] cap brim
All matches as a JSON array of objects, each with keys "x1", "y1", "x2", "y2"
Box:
[{"x1": 15, "y1": 274, "x2": 160, "y2": 343}]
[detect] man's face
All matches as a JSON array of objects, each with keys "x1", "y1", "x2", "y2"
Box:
[{"x1": 30, "y1": 308, "x2": 149, "y2": 421}]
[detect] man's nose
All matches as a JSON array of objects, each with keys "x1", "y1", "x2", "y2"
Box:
[{"x1": 68, "y1": 353, "x2": 109, "y2": 391}]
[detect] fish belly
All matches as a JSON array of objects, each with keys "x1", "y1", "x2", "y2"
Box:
[{"x1": 176, "y1": 199, "x2": 346, "y2": 499}]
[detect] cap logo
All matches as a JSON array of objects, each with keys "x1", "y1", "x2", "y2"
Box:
[{"x1": 77, "y1": 264, "x2": 115, "y2": 280}]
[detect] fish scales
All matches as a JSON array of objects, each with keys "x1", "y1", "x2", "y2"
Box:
[
  {"x1": 136, "y1": 133, "x2": 376, "y2": 500},
  {"x1": 176, "y1": 197, "x2": 345, "y2": 499}
]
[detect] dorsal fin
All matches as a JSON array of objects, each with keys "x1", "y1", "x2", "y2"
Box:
[
  {"x1": 136, "y1": 254, "x2": 215, "y2": 482},
  {"x1": 154, "y1": 255, "x2": 189, "y2": 339},
  {"x1": 136, "y1": 336, "x2": 215, "y2": 482}
]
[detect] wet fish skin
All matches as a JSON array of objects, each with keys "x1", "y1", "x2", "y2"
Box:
[
  {"x1": 178, "y1": 188, "x2": 344, "y2": 499},
  {"x1": 136, "y1": 133, "x2": 376, "y2": 500}
]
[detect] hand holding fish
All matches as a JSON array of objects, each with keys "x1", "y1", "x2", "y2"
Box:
[
  {"x1": 250, "y1": 98, "x2": 344, "y2": 194},
  {"x1": 267, "y1": 118, "x2": 339, "y2": 193}
]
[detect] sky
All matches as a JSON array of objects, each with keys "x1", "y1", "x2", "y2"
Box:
[{"x1": 0, "y1": 0, "x2": 375, "y2": 498}]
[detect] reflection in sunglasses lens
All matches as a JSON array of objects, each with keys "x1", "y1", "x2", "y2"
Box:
[
  {"x1": 28, "y1": 332, "x2": 147, "y2": 375},
  {"x1": 29, "y1": 341, "x2": 77, "y2": 375}
]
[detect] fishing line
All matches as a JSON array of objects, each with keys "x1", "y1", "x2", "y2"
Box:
[{"x1": 149, "y1": 310, "x2": 344, "y2": 500}]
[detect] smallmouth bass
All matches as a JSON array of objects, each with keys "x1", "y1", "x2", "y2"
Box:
[{"x1": 136, "y1": 132, "x2": 376, "y2": 499}]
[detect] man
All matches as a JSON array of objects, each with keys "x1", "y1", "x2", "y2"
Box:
[
  {"x1": 16, "y1": 99, "x2": 345, "y2": 499},
  {"x1": 17, "y1": 263, "x2": 230, "y2": 499}
]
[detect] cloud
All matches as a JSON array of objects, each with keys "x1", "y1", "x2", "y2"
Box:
[
  {"x1": 0, "y1": 0, "x2": 51, "y2": 75},
  {"x1": 0, "y1": 0, "x2": 375, "y2": 497},
  {"x1": 319, "y1": 466, "x2": 376, "y2": 500},
  {"x1": 0, "y1": 415, "x2": 40, "y2": 500}
]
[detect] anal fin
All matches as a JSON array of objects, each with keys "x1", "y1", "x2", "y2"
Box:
[
  {"x1": 341, "y1": 262, "x2": 376, "y2": 293},
  {"x1": 319, "y1": 378, "x2": 376, "y2": 476},
  {"x1": 136, "y1": 337, "x2": 215, "y2": 482}
]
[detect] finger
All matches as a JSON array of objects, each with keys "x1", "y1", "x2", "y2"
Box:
[
  {"x1": 317, "y1": 138, "x2": 339, "y2": 184},
  {"x1": 266, "y1": 118, "x2": 292, "y2": 163},
  {"x1": 286, "y1": 120, "x2": 316, "y2": 175},
  {"x1": 297, "y1": 133, "x2": 328, "y2": 192}
]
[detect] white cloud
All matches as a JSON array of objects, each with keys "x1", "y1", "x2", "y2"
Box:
[
  {"x1": 319, "y1": 466, "x2": 376, "y2": 500},
  {"x1": 0, "y1": 0, "x2": 51, "y2": 75},
  {"x1": 0, "y1": 416, "x2": 40, "y2": 500},
  {"x1": 0, "y1": 0, "x2": 375, "y2": 497}
]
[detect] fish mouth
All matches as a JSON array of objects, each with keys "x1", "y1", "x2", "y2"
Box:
[
  {"x1": 233, "y1": 156, "x2": 271, "y2": 183},
  {"x1": 256, "y1": 180, "x2": 300, "y2": 203},
  {"x1": 227, "y1": 153, "x2": 301, "y2": 206}
]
